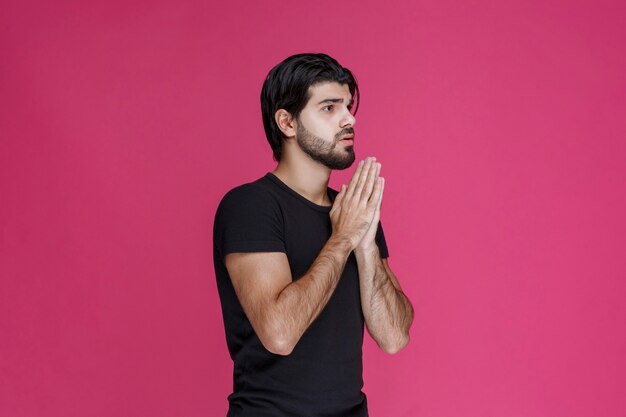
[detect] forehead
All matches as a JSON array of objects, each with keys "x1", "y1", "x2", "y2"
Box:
[{"x1": 306, "y1": 82, "x2": 351, "y2": 104}]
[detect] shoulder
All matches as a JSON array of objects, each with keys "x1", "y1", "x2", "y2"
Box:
[
  {"x1": 217, "y1": 177, "x2": 280, "y2": 212},
  {"x1": 213, "y1": 176, "x2": 286, "y2": 258},
  {"x1": 215, "y1": 176, "x2": 284, "y2": 227}
]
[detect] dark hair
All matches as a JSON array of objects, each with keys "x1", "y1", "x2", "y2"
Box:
[{"x1": 260, "y1": 53, "x2": 360, "y2": 161}]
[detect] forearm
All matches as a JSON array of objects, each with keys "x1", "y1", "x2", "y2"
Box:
[
  {"x1": 269, "y1": 235, "x2": 352, "y2": 353},
  {"x1": 355, "y1": 245, "x2": 413, "y2": 354}
]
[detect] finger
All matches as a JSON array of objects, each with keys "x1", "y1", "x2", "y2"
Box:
[
  {"x1": 344, "y1": 159, "x2": 365, "y2": 199},
  {"x1": 368, "y1": 177, "x2": 384, "y2": 210},
  {"x1": 353, "y1": 157, "x2": 375, "y2": 200},
  {"x1": 376, "y1": 177, "x2": 385, "y2": 212},
  {"x1": 361, "y1": 162, "x2": 381, "y2": 203},
  {"x1": 352, "y1": 158, "x2": 372, "y2": 194}
]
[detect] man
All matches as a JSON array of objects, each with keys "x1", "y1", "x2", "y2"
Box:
[{"x1": 213, "y1": 53, "x2": 414, "y2": 416}]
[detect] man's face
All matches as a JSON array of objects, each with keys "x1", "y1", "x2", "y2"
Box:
[{"x1": 295, "y1": 82, "x2": 356, "y2": 170}]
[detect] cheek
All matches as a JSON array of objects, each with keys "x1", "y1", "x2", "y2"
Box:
[
  {"x1": 305, "y1": 116, "x2": 333, "y2": 138},
  {"x1": 300, "y1": 110, "x2": 341, "y2": 140}
]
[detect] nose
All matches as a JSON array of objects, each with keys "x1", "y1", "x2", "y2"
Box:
[{"x1": 340, "y1": 109, "x2": 356, "y2": 128}]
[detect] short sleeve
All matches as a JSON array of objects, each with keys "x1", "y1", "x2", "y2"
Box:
[
  {"x1": 375, "y1": 221, "x2": 389, "y2": 259},
  {"x1": 213, "y1": 185, "x2": 285, "y2": 261}
]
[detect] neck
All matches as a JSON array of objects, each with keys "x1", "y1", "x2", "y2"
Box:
[{"x1": 272, "y1": 154, "x2": 332, "y2": 207}]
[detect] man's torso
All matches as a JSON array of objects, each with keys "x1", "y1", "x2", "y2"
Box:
[{"x1": 213, "y1": 173, "x2": 387, "y2": 416}]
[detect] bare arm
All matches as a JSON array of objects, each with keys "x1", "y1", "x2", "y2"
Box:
[
  {"x1": 225, "y1": 236, "x2": 352, "y2": 355},
  {"x1": 353, "y1": 158, "x2": 414, "y2": 354},
  {"x1": 355, "y1": 247, "x2": 414, "y2": 354},
  {"x1": 225, "y1": 159, "x2": 383, "y2": 355}
]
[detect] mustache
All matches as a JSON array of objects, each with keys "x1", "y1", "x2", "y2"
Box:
[{"x1": 335, "y1": 128, "x2": 355, "y2": 140}]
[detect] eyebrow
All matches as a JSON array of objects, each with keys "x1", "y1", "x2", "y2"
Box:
[{"x1": 317, "y1": 98, "x2": 355, "y2": 106}]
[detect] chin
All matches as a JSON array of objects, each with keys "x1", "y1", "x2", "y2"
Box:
[{"x1": 331, "y1": 152, "x2": 356, "y2": 170}]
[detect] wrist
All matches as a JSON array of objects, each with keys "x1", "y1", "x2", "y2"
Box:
[
  {"x1": 328, "y1": 233, "x2": 355, "y2": 254},
  {"x1": 354, "y1": 242, "x2": 379, "y2": 259}
]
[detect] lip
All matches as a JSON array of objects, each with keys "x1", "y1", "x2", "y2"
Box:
[{"x1": 339, "y1": 139, "x2": 354, "y2": 145}]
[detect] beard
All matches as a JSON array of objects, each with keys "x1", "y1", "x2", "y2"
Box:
[{"x1": 296, "y1": 122, "x2": 355, "y2": 170}]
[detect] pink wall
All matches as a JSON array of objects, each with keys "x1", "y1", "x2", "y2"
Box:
[{"x1": 1, "y1": 0, "x2": 625, "y2": 416}]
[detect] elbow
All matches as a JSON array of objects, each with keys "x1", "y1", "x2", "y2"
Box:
[
  {"x1": 259, "y1": 333, "x2": 296, "y2": 356},
  {"x1": 380, "y1": 334, "x2": 410, "y2": 355},
  {"x1": 254, "y1": 315, "x2": 299, "y2": 356}
]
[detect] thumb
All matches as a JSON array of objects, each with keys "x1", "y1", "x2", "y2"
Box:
[{"x1": 330, "y1": 185, "x2": 346, "y2": 214}]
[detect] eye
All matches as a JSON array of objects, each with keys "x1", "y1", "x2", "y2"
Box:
[{"x1": 322, "y1": 105, "x2": 334, "y2": 112}]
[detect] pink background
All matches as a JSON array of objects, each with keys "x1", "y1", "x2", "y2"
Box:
[{"x1": 1, "y1": 0, "x2": 625, "y2": 416}]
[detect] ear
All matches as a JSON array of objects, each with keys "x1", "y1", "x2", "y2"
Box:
[{"x1": 275, "y1": 109, "x2": 297, "y2": 139}]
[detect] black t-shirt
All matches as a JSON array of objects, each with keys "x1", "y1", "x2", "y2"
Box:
[{"x1": 213, "y1": 172, "x2": 389, "y2": 417}]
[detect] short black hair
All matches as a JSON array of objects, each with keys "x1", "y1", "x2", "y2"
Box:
[{"x1": 260, "y1": 53, "x2": 360, "y2": 161}]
